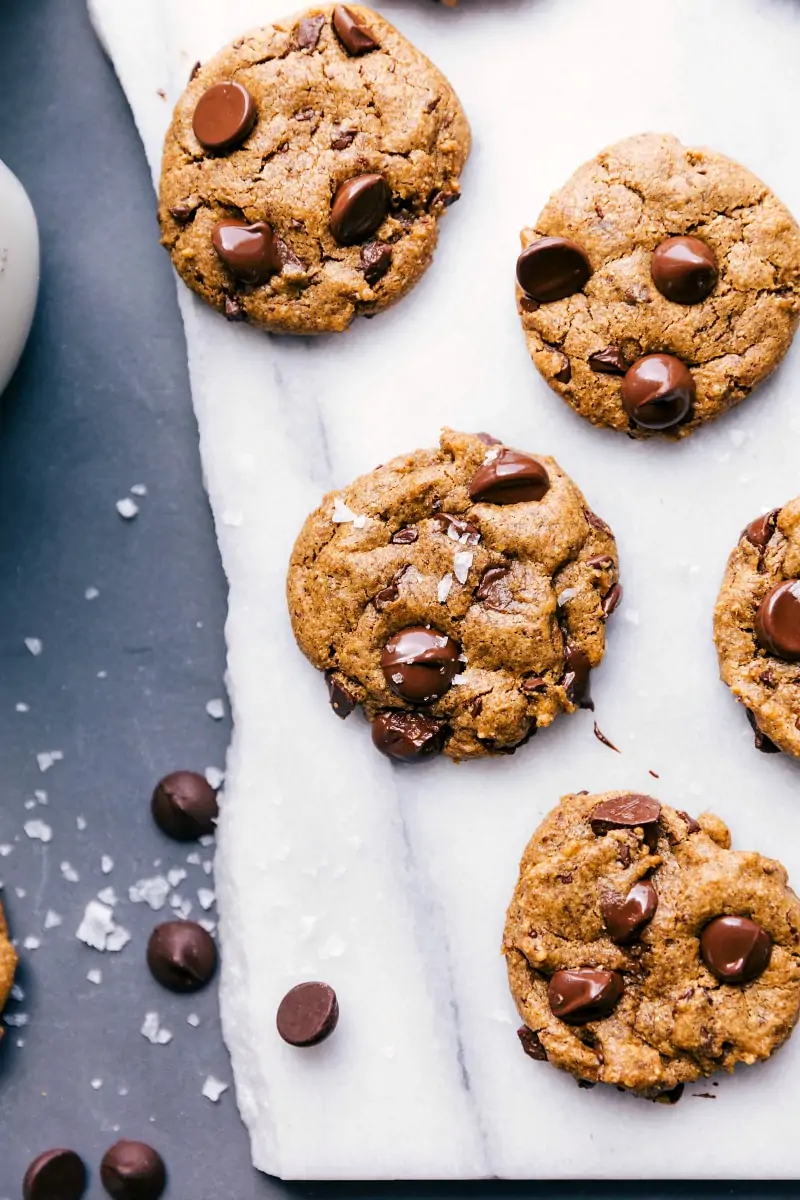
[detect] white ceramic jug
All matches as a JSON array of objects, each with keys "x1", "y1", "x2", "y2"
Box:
[{"x1": 0, "y1": 160, "x2": 39, "y2": 397}]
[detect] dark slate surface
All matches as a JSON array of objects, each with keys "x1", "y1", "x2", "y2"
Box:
[{"x1": 0, "y1": 0, "x2": 792, "y2": 1195}]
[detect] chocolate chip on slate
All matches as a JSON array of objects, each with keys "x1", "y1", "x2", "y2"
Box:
[
  {"x1": 562, "y1": 645, "x2": 592, "y2": 709},
  {"x1": 621, "y1": 353, "x2": 695, "y2": 431},
  {"x1": 590, "y1": 793, "x2": 661, "y2": 835},
  {"x1": 434, "y1": 513, "x2": 481, "y2": 544},
  {"x1": 223, "y1": 295, "x2": 246, "y2": 322},
  {"x1": 332, "y1": 5, "x2": 379, "y2": 54},
  {"x1": 23, "y1": 1149, "x2": 87, "y2": 1200},
  {"x1": 516, "y1": 236, "x2": 592, "y2": 303},
  {"x1": 277, "y1": 981, "x2": 339, "y2": 1046},
  {"x1": 601, "y1": 880, "x2": 658, "y2": 944},
  {"x1": 743, "y1": 508, "x2": 779, "y2": 549},
  {"x1": 391, "y1": 525, "x2": 418, "y2": 544},
  {"x1": 297, "y1": 14, "x2": 325, "y2": 49},
  {"x1": 517, "y1": 1026, "x2": 548, "y2": 1061},
  {"x1": 381, "y1": 626, "x2": 461, "y2": 703},
  {"x1": 745, "y1": 706, "x2": 781, "y2": 753},
  {"x1": 469, "y1": 449, "x2": 549, "y2": 505},
  {"x1": 100, "y1": 1141, "x2": 166, "y2": 1200},
  {"x1": 755, "y1": 579, "x2": 800, "y2": 661},
  {"x1": 360, "y1": 241, "x2": 393, "y2": 284},
  {"x1": 547, "y1": 968, "x2": 623, "y2": 1024},
  {"x1": 330, "y1": 174, "x2": 389, "y2": 245},
  {"x1": 325, "y1": 671, "x2": 357, "y2": 718},
  {"x1": 371, "y1": 710, "x2": 446, "y2": 760},
  {"x1": 331, "y1": 129, "x2": 357, "y2": 150},
  {"x1": 589, "y1": 346, "x2": 627, "y2": 375},
  {"x1": 651, "y1": 236, "x2": 718, "y2": 304},
  {"x1": 151, "y1": 770, "x2": 219, "y2": 841},
  {"x1": 212, "y1": 220, "x2": 281, "y2": 284},
  {"x1": 146, "y1": 920, "x2": 218, "y2": 993},
  {"x1": 700, "y1": 915, "x2": 772, "y2": 984},
  {"x1": 601, "y1": 583, "x2": 623, "y2": 617},
  {"x1": 192, "y1": 81, "x2": 257, "y2": 153}
]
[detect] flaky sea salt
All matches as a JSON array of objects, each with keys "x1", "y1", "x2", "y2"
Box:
[
  {"x1": 167, "y1": 868, "x2": 186, "y2": 888},
  {"x1": 34, "y1": 790, "x2": 47, "y2": 805},
  {"x1": 116, "y1": 497, "x2": 139, "y2": 520},
  {"x1": 453, "y1": 551, "x2": 473, "y2": 585},
  {"x1": 205, "y1": 767, "x2": 224, "y2": 790},
  {"x1": 16, "y1": 702, "x2": 29, "y2": 713},
  {"x1": 331, "y1": 497, "x2": 367, "y2": 528},
  {"x1": 202, "y1": 1075, "x2": 228, "y2": 1103},
  {"x1": 76, "y1": 816, "x2": 87, "y2": 831},
  {"x1": 187, "y1": 1013, "x2": 200, "y2": 1028},
  {"x1": 96, "y1": 887, "x2": 118, "y2": 907},
  {"x1": 5, "y1": 1012, "x2": 28, "y2": 1027},
  {"x1": 36, "y1": 751, "x2": 63, "y2": 773},
  {"x1": 205, "y1": 698, "x2": 225, "y2": 721},
  {"x1": 24, "y1": 638, "x2": 42, "y2": 657},
  {"x1": 129, "y1": 876, "x2": 171, "y2": 910},
  {"x1": 198, "y1": 888, "x2": 216, "y2": 912},
  {"x1": 91, "y1": 1078, "x2": 103, "y2": 1090},
  {"x1": 437, "y1": 574, "x2": 453, "y2": 603},
  {"x1": 87, "y1": 969, "x2": 103, "y2": 985},
  {"x1": 101, "y1": 855, "x2": 114, "y2": 874},
  {"x1": 24, "y1": 820, "x2": 52, "y2": 844},
  {"x1": 23, "y1": 937, "x2": 40, "y2": 951},
  {"x1": 85, "y1": 586, "x2": 100, "y2": 601},
  {"x1": 76, "y1": 900, "x2": 130, "y2": 953},
  {"x1": 557, "y1": 588, "x2": 579, "y2": 607},
  {"x1": 61, "y1": 861, "x2": 80, "y2": 882},
  {"x1": 0, "y1": 845, "x2": 12, "y2": 857},
  {"x1": 141, "y1": 1012, "x2": 172, "y2": 1046},
  {"x1": 130, "y1": 483, "x2": 148, "y2": 496},
  {"x1": 186, "y1": 852, "x2": 201, "y2": 866},
  {"x1": 44, "y1": 910, "x2": 62, "y2": 930}
]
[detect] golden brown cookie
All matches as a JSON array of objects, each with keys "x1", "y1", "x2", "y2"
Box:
[
  {"x1": 504, "y1": 791, "x2": 800, "y2": 1097},
  {"x1": 287, "y1": 429, "x2": 621, "y2": 761},
  {"x1": 158, "y1": 5, "x2": 470, "y2": 334},
  {"x1": 714, "y1": 498, "x2": 800, "y2": 756},
  {"x1": 0, "y1": 903, "x2": 17, "y2": 1031},
  {"x1": 516, "y1": 133, "x2": 800, "y2": 438}
]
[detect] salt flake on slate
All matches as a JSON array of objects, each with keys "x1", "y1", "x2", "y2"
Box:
[
  {"x1": 85, "y1": 586, "x2": 100, "y2": 600},
  {"x1": 44, "y1": 910, "x2": 62, "y2": 930},
  {"x1": 205, "y1": 698, "x2": 225, "y2": 721},
  {"x1": 24, "y1": 638, "x2": 43, "y2": 656},
  {"x1": 437, "y1": 574, "x2": 453, "y2": 603},
  {"x1": 130, "y1": 483, "x2": 148, "y2": 496},
  {"x1": 101, "y1": 855, "x2": 114, "y2": 874},
  {"x1": 61, "y1": 861, "x2": 80, "y2": 882},
  {"x1": 187, "y1": 1013, "x2": 200, "y2": 1027},
  {"x1": 97, "y1": 887, "x2": 118, "y2": 907},
  {"x1": 76, "y1": 816, "x2": 87, "y2": 831},
  {"x1": 202, "y1": 1076, "x2": 228, "y2": 1102},
  {"x1": 105, "y1": 925, "x2": 131, "y2": 952},
  {"x1": 36, "y1": 751, "x2": 63, "y2": 773},
  {"x1": 116, "y1": 497, "x2": 139, "y2": 520},
  {"x1": 202, "y1": 860, "x2": 213, "y2": 875},
  {"x1": 199, "y1": 834, "x2": 215, "y2": 848},
  {"x1": 167, "y1": 868, "x2": 187, "y2": 887},
  {"x1": 205, "y1": 767, "x2": 224, "y2": 790},
  {"x1": 10, "y1": 983, "x2": 24, "y2": 1001},
  {"x1": 87, "y1": 969, "x2": 103, "y2": 985},
  {"x1": 23, "y1": 936, "x2": 40, "y2": 951},
  {"x1": 24, "y1": 819, "x2": 52, "y2": 844},
  {"x1": 34, "y1": 790, "x2": 47, "y2": 805},
  {"x1": 15, "y1": 887, "x2": 27, "y2": 899},
  {"x1": 129, "y1": 875, "x2": 171, "y2": 910},
  {"x1": 453, "y1": 551, "x2": 473, "y2": 584},
  {"x1": 198, "y1": 918, "x2": 216, "y2": 935},
  {"x1": 76, "y1": 900, "x2": 129, "y2": 952},
  {"x1": 141, "y1": 1011, "x2": 172, "y2": 1045},
  {"x1": 91, "y1": 1078, "x2": 103, "y2": 1090},
  {"x1": 5, "y1": 1012, "x2": 28, "y2": 1027},
  {"x1": 15, "y1": 702, "x2": 29, "y2": 713},
  {"x1": 0, "y1": 845, "x2": 12, "y2": 857},
  {"x1": 186, "y1": 852, "x2": 201, "y2": 866},
  {"x1": 198, "y1": 888, "x2": 216, "y2": 911}
]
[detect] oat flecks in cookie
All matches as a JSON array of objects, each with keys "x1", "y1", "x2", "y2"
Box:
[
  {"x1": 158, "y1": 4, "x2": 470, "y2": 335},
  {"x1": 714, "y1": 496, "x2": 800, "y2": 756},
  {"x1": 287, "y1": 429, "x2": 620, "y2": 761},
  {"x1": 517, "y1": 132, "x2": 800, "y2": 438},
  {"x1": 503, "y1": 790, "x2": 800, "y2": 1096}
]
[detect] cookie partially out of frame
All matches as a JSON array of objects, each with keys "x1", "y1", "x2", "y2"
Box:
[
  {"x1": 159, "y1": 5, "x2": 470, "y2": 334},
  {"x1": 504, "y1": 791, "x2": 800, "y2": 1096},
  {"x1": 516, "y1": 133, "x2": 800, "y2": 438},
  {"x1": 0, "y1": 903, "x2": 17, "y2": 1034}
]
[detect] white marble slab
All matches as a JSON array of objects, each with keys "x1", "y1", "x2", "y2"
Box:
[{"x1": 89, "y1": 0, "x2": 800, "y2": 1179}]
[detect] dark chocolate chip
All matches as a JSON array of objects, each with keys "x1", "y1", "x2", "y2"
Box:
[
  {"x1": 189, "y1": 61, "x2": 202, "y2": 82},
  {"x1": 146, "y1": 920, "x2": 217, "y2": 993},
  {"x1": 517, "y1": 1025, "x2": 547, "y2": 1061},
  {"x1": 151, "y1": 771, "x2": 218, "y2": 841},
  {"x1": 700, "y1": 915, "x2": 772, "y2": 983},
  {"x1": 169, "y1": 203, "x2": 193, "y2": 223},
  {"x1": 100, "y1": 1142, "x2": 166, "y2": 1200},
  {"x1": 360, "y1": 241, "x2": 393, "y2": 284},
  {"x1": 381, "y1": 626, "x2": 461, "y2": 703},
  {"x1": 743, "y1": 509, "x2": 779, "y2": 549},
  {"x1": 601, "y1": 583, "x2": 623, "y2": 617},
  {"x1": 547, "y1": 968, "x2": 623, "y2": 1024},
  {"x1": 583, "y1": 508, "x2": 611, "y2": 534},
  {"x1": 332, "y1": 5, "x2": 378, "y2": 54},
  {"x1": 371, "y1": 710, "x2": 446, "y2": 761},
  {"x1": 589, "y1": 346, "x2": 626, "y2": 375},
  {"x1": 330, "y1": 174, "x2": 390, "y2": 245},
  {"x1": 516, "y1": 237, "x2": 592, "y2": 303},
  {"x1": 553, "y1": 356, "x2": 572, "y2": 384},
  {"x1": 23, "y1": 1149, "x2": 87, "y2": 1200},
  {"x1": 434, "y1": 513, "x2": 481, "y2": 545},
  {"x1": 277, "y1": 981, "x2": 339, "y2": 1045},
  {"x1": 587, "y1": 554, "x2": 614, "y2": 570},
  {"x1": 374, "y1": 585, "x2": 399, "y2": 609},
  {"x1": 430, "y1": 188, "x2": 460, "y2": 208},
  {"x1": 325, "y1": 671, "x2": 357, "y2": 718},
  {"x1": 469, "y1": 449, "x2": 549, "y2": 505},
  {"x1": 192, "y1": 81, "x2": 257, "y2": 153},
  {"x1": 755, "y1": 579, "x2": 800, "y2": 661},
  {"x1": 593, "y1": 722, "x2": 619, "y2": 753},
  {"x1": 296, "y1": 14, "x2": 325, "y2": 49},
  {"x1": 521, "y1": 674, "x2": 546, "y2": 694},
  {"x1": 590, "y1": 793, "x2": 661, "y2": 835},
  {"x1": 745, "y1": 706, "x2": 781, "y2": 753},
  {"x1": 651, "y1": 236, "x2": 718, "y2": 304},
  {"x1": 475, "y1": 432, "x2": 502, "y2": 445},
  {"x1": 562, "y1": 645, "x2": 592, "y2": 709},
  {"x1": 212, "y1": 220, "x2": 281, "y2": 284},
  {"x1": 391, "y1": 526, "x2": 418, "y2": 544},
  {"x1": 677, "y1": 810, "x2": 701, "y2": 834},
  {"x1": 601, "y1": 880, "x2": 658, "y2": 943},
  {"x1": 658, "y1": 1082, "x2": 685, "y2": 1105},
  {"x1": 331, "y1": 129, "x2": 357, "y2": 150},
  {"x1": 224, "y1": 295, "x2": 246, "y2": 322},
  {"x1": 476, "y1": 565, "x2": 511, "y2": 610},
  {"x1": 621, "y1": 354, "x2": 695, "y2": 431}
]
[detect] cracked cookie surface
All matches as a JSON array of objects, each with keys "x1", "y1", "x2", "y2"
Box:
[
  {"x1": 158, "y1": 4, "x2": 470, "y2": 334},
  {"x1": 517, "y1": 133, "x2": 800, "y2": 437},
  {"x1": 287, "y1": 429, "x2": 620, "y2": 761},
  {"x1": 504, "y1": 791, "x2": 800, "y2": 1096},
  {"x1": 714, "y1": 497, "x2": 800, "y2": 757}
]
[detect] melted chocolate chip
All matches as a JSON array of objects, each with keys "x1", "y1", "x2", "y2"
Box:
[
  {"x1": 371, "y1": 710, "x2": 446, "y2": 760},
  {"x1": 469, "y1": 450, "x2": 549, "y2": 505},
  {"x1": 325, "y1": 672, "x2": 357, "y2": 719},
  {"x1": 360, "y1": 242, "x2": 392, "y2": 284},
  {"x1": 589, "y1": 346, "x2": 626, "y2": 375},
  {"x1": 743, "y1": 509, "x2": 779, "y2": 549},
  {"x1": 590, "y1": 793, "x2": 661, "y2": 835},
  {"x1": 651, "y1": 236, "x2": 718, "y2": 304},
  {"x1": 169, "y1": 203, "x2": 193, "y2": 223},
  {"x1": 601, "y1": 880, "x2": 658, "y2": 943},
  {"x1": 331, "y1": 129, "x2": 357, "y2": 150},
  {"x1": 330, "y1": 174, "x2": 390, "y2": 245},
  {"x1": 23, "y1": 1150, "x2": 87, "y2": 1200},
  {"x1": 547, "y1": 968, "x2": 623, "y2": 1024},
  {"x1": 151, "y1": 771, "x2": 218, "y2": 841},
  {"x1": 517, "y1": 1026, "x2": 547, "y2": 1061},
  {"x1": 146, "y1": 920, "x2": 217, "y2": 992},
  {"x1": 677, "y1": 810, "x2": 701, "y2": 834},
  {"x1": 374, "y1": 584, "x2": 399, "y2": 609},
  {"x1": 516, "y1": 237, "x2": 592, "y2": 303},
  {"x1": 745, "y1": 707, "x2": 781, "y2": 753},
  {"x1": 621, "y1": 354, "x2": 695, "y2": 431},
  {"x1": 391, "y1": 526, "x2": 418, "y2": 544},
  {"x1": 755, "y1": 580, "x2": 800, "y2": 660},
  {"x1": 332, "y1": 5, "x2": 379, "y2": 54},
  {"x1": 100, "y1": 1141, "x2": 166, "y2": 1200},
  {"x1": 602, "y1": 583, "x2": 623, "y2": 617},
  {"x1": 475, "y1": 432, "x2": 502, "y2": 445},
  {"x1": 433, "y1": 513, "x2": 481, "y2": 545},
  {"x1": 584, "y1": 508, "x2": 611, "y2": 534},
  {"x1": 476, "y1": 565, "x2": 511, "y2": 610},
  {"x1": 521, "y1": 674, "x2": 546, "y2": 694},
  {"x1": 381, "y1": 627, "x2": 461, "y2": 703},
  {"x1": 277, "y1": 981, "x2": 339, "y2": 1045},
  {"x1": 700, "y1": 915, "x2": 772, "y2": 983},
  {"x1": 562, "y1": 645, "x2": 592, "y2": 709},
  {"x1": 554, "y1": 356, "x2": 572, "y2": 384},
  {"x1": 296, "y1": 14, "x2": 325, "y2": 49},
  {"x1": 192, "y1": 81, "x2": 256, "y2": 153},
  {"x1": 212, "y1": 220, "x2": 281, "y2": 284}
]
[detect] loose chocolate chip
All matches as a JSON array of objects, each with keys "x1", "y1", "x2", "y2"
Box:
[
  {"x1": 360, "y1": 241, "x2": 393, "y2": 285},
  {"x1": 553, "y1": 356, "x2": 572, "y2": 384},
  {"x1": 700, "y1": 915, "x2": 772, "y2": 984},
  {"x1": 516, "y1": 237, "x2": 592, "y2": 303},
  {"x1": 651, "y1": 236, "x2": 718, "y2": 304},
  {"x1": 475, "y1": 432, "x2": 502, "y2": 445},
  {"x1": 517, "y1": 1025, "x2": 548, "y2": 1061},
  {"x1": 743, "y1": 508, "x2": 779, "y2": 549},
  {"x1": 330, "y1": 174, "x2": 390, "y2": 245},
  {"x1": 476, "y1": 565, "x2": 511, "y2": 610},
  {"x1": 297, "y1": 14, "x2": 325, "y2": 48},
  {"x1": 332, "y1": 5, "x2": 379, "y2": 54},
  {"x1": 547, "y1": 969, "x2": 623, "y2": 1025},
  {"x1": 745, "y1": 707, "x2": 781, "y2": 753},
  {"x1": 391, "y1": 525, "x2": 418, "y2": 544},
  {"x1": 469, "y1": 449, "x2": 549, "y2": 505},
  {"x1": 169, "y1": 203, "x2": 193, "y2": 223},
  {"x1": 677, "y1": 810, "x2": 701, "y2": 834},
  {"x1": 562, "y1": 645, "x2": 592, "y2": 709},
  {"x1": 331, "y1": 129, "x2": 357, "y2": 150},
  {"x1": 371, "y1": 710, "x2": 446, "y2": 760},
  {"x1": 23, "y1": 1149, "x2": 87, "y2": 1200},
  {"x1": 755, "y1": 580, "x2": 800, "y2": 660},
  {"x1": 434, "y1": 513, "x2": 481, "y2": 545},
  {"x1": 593, "y1": 722, "x2": 619, "y2": 753},
  {"x1": 621, "y1": 354, "x2": 695, "y2": 431},
  {"x1": 601, "y1": 583, "x2": 623, "y2": 617},
  {"x1": 146, "y1": 920, "x2": 217, "y2": 993},
  {"x1": 192, "y1": 81, "x2": 257, "y2": 153},
  {"x1": 325, "y1": 671, "x2": 357, "y2": 718},
  {"x1": 601, "y1": 880, "x2": 658, "y2": 944},
  {"x1": 100, "y1": 1141, "x2": 166, "y2": 1200},
  {"x1": 223, "y1": 295, "x2": 246, "y2": 322},
  {"x1": 277, "y1": 981, "x2": 339, "y2": 1046},
  {"x1": 212, "y1": 220, "x2": 281, "y2": 285},
  {"x1": 590, "y1": 793, "x2": 661, "y2": 835},
  {"x1": 381, "y1": 626, "x2": 461, "y2": 703},
  {"x1": 589, "y1": 346, "x2": 627, "y2": 375},
  {"x1": 151, "y1": 771, "x2": 218, "y2": 841}
]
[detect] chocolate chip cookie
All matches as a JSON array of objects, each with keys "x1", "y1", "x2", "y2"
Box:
[
  {"x1": 516, "y1": 133, "x2": 800, "y2": 437},
  {"x1": 0, "y1": 903, "x2": 17, "y2": 1031},
  {"x1": 504, "y1": 790, "x2": 800, "y2": 1096},
  {"x1": 287, "y1": 429, "x2": 620, "y2": 761},
  {"x1": 713, "y1": 498, "x2": 800, "y2": 756},
  {"x1": 159, "y1": 5, "x2": 470, "y2": 334}
]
